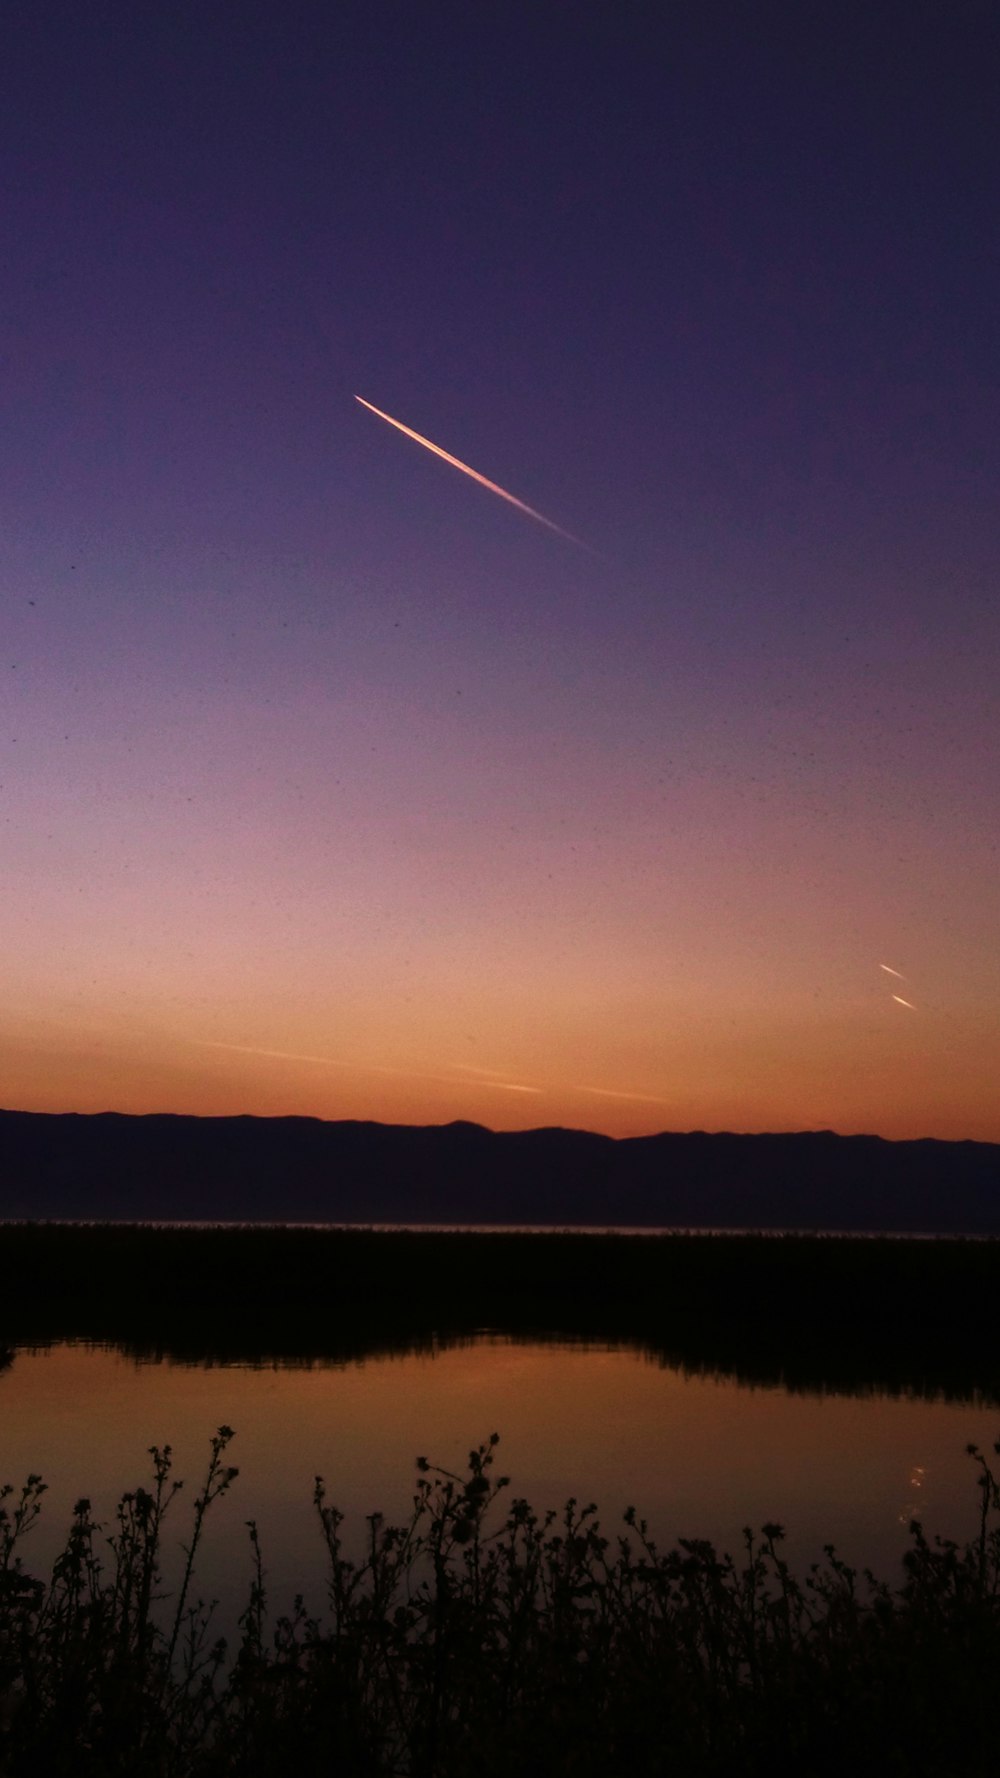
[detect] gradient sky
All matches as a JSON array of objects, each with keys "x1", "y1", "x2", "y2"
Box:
[{"x1": 4, "y1": 3, "x2": 999, "y2": 1139}]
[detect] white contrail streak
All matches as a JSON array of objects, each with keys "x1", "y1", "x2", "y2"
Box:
[
  {"x1": 355, "y1": 395, "x2": 590, "y2": 548},
  {"x1": 194, "y1": 1040, "x2": 540, "y2": 1091},
  {"x1": 449, "y1": 1064, "x2": 542, "y2": 1092},
  {"x1": 197, "y1": 1040, "x2": 354, "y2": 1070},
  {"x1": 880, "y1": 963, "x2": 907, "y2": 980},
  {"x1": 891, "y1": 994, "x2": 916, "y2": 1009},
  {"x1": 576, "y1": 1085, "x2": 671, "y2": 1104}
]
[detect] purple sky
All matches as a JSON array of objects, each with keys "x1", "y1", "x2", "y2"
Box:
[{"x1": 4, "y1": 3, "x2": 999, "y2": 1138}]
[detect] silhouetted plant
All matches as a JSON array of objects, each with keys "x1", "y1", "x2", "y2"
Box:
[{"x1": 0, "y1": 1429, "x2": 998, "y2": 1775}]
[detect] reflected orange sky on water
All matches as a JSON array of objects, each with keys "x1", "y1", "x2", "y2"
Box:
[{"x1": 2, "y1": 1342, "x2": 996, "y2": 1614}]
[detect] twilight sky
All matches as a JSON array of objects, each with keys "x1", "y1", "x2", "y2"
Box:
[{"x1": 4, "y1": 3, "x2": 999, "y2": 1139}]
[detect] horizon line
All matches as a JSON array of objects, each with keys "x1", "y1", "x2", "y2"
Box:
[{"x1": 0, "y1": 1105, "x2": 992, "y2": 1147}]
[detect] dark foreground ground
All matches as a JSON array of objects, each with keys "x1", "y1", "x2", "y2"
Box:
[
  {"x1": 2, "y1": 1223, "x2": 1000, "y2": 1401},
  {"x1": 1, "y1": 1425, "x2": 998, "y2": 1777}
]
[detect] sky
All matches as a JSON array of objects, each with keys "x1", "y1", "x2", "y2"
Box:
[{"x1": 3, "y1": 2, "x2": 999, "y2": 1140}]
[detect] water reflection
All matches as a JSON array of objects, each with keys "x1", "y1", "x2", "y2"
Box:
[
  {"x1": 4, "y1": 1228, "x2": 999, "y2": 1629},
  {"x1": 899, "y1": 1461, "x2": 929, "y2": 1526},
  {"x1": 8, "y1": 1323, "x2": 999, "y2": 1408},
  {"x1": 0, "y1": 1337, "x2": 996, "y2": 1630}
]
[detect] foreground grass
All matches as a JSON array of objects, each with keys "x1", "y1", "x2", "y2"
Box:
[
  {"x1": 3, "y1": 1222, "x2": 1000, "y2": 1399},
  {"x1": 1, "y1": 1432, "x2": 998, "y2": 1776}
]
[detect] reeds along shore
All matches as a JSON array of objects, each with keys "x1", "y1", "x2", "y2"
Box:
[
  {"x1": 1, "y1": 1429, "x2": 999, "y2": 1777},
  {"x1": 1, "y1": 1223, "x2": 1000, "y2": 1400}
]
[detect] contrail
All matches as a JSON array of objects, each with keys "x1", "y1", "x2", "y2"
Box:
[
  {"x1": 355, "y1": 395, "x2": 589, "y2": 548},
  {"x1": 194, "y1": 1039, "x2": 541, "y2": 1090},
  {"x1": 576, "y1": 1085, "x2": 671, "y2": 1104},
  {"x1": 891, "y1": 994, "x2": 916, "y2": 1009},
  {"x1": 450, "y1": 1063, "x2": 542, "y2": 1092},
  {"x1": 880, "y1": 963, "x2": 907, "y2": 980}
]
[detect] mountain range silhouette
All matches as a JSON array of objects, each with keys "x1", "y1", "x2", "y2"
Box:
[{"x1": 2, "y1": 1111, "x2": 998, "y2": 1232}]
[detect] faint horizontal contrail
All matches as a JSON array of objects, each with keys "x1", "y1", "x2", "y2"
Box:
[
  {"x1": 576, "y1": 1085, "x2": 671, "y2": 1104},
  {"x1": 197, "y1": 1039, "x2": 354, "y2": 1069},
  {"x1": 449, "y1": 1063, "x2": 542, "y2": 1093},
  {"x1": 194, "y1": 1039, "x2": 540, "y2": 1091},
  {"x1": 355, "y1": 395, "x2": 589, "y2": 548}
]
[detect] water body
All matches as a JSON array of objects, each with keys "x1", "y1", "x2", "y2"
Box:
[{"x1": 1, "y1": 1338, "x2": 995, "y2": 1631}]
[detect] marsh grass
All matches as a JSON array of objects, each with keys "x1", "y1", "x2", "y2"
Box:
[
  {"x1": 3, "y1": 1223, "x2": 1000, "y2": 1400},
  {"x1": 0, "y1": 1431, "x2": 998, "y2": 1776}
]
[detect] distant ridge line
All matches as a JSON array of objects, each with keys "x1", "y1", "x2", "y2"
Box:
[{"x1": 2, "y1": 1110, "x2": 998, "y2": 1233}]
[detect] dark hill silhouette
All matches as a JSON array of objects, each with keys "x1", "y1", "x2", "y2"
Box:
[{"x1": 1, "y1": 1110, "x2": 998, "y2": 1232}]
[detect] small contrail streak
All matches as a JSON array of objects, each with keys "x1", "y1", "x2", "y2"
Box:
[
  {"x1": 355, "y1": 395, "x2": 589, "y2": 549},
  {"x1": 450, "y1": 1063, "x2": 542, "y2": 1092},
  {"x1": 880, "y1": 963, "x2": 907, "y2": 980},
  {"x1": 449, "y1": 1062, "x2": 520, "y2": 1078},
  {"x1": 194, "y1": 1040, "x2": 541, "y2": 1091},
  {"x1": 576, "y1": 1085, "x2": 671, "y2": 1104},
  {"x1": 892, "y1": 994, "x2": 916, "y2": 1009},
  {"x1": 196, "y1": 1040, "x2": 354, "y2": 1069}
]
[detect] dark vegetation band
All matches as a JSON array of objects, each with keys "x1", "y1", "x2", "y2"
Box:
[
  {"x1": 1, "y1": 1427, "x2": 998, "y2": 1777},
  {"x1": 1, "y1": 1224, "x2": 999, "y2": 1402}
]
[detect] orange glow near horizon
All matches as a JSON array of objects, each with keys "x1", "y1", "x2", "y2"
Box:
[
  {"x1": 6, "y1": 443, "x2": 999, "y2": 1147},
  {"x1": 5, "y1": 826, "x2": 999, "y2": 1138},
  {"x1": 5, "y1": 974, "x2": 1000, "y2": 1140}
]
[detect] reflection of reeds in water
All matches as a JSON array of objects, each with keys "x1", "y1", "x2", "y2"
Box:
[
  {"x1": 2, "y1": 1223, "x2": 1000, "y2": 1403},
  {"x1": 1, "y1": 1428, "x2": 998, "y2": 1775}
]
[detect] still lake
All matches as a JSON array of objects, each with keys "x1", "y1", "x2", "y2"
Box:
[{"x1": 1, "y1": 1334, "x2": 996, "y2": 1626}]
